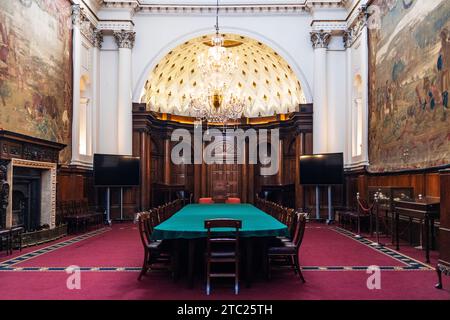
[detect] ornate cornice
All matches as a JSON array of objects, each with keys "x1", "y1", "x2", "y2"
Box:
[
  {"x1": 114, "y1": 30, "x2": 136, "y2": 49},
  {"x1": 344, "y1": 5, "x2": 368, "y2": 48},
  {"x1": 136, "y1": 4, "x2": 309, "y2": 15},
  {"x1": 98, "y1": 0, "x2": 348, "y2": 15},
  {"x1": 98, "y1": 21, "x2": 134, "y2": 32},
  {"x1": 310, "y1": 30, "x2": 332, "y2": 49}
]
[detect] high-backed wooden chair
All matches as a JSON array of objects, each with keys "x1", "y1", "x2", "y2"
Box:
[
  {"x1": 199, "y1": 198, "x2": 215, "y2": 204},
  {"x1": 137, "y1": 213, "x2": 170, "y2": 280},
  {"x1": 0, "y1": 229, "x2": 12, "y2": 255},
  {"x1": 267, "y1": 213, "x2": 306, "y2": 282},
  {"x1": 204, "y1": 219, "x2": 242, "y2": 295}
]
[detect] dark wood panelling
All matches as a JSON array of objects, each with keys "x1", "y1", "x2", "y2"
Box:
[
  {"x1": 132, "y1": 107, "x2": 313, "y2": 210},
  {"x1": 437, "y1": 169, "x2": 450, "y2": 286}
]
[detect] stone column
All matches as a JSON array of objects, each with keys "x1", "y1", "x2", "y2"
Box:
[
  {"x1": 344, "y1": 29, "x2": 353, "y2": 166},
  {"x1": 310, "y1": 30, "x2": 331, "y2": 154},
  {"x1": 71, "y1": 4, "x2": 82, "y2": 165},
  {"x1": 359, "y1": 20, "x2": 370, "y2": 165},
  {"x1": 92, "y1": 29, "x2": 103, "y2": 155},
  {"x1": 114, "y1": 30, "x2": 136, "y2": 156}
]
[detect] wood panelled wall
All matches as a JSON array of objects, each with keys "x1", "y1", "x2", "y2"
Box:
[
  {"x1": 344, "y1": 168, "x2": 442, "y2": 210},
  {"x1": 129, "y1": 104, "x2": 313, "y2": 217},
  {"x1": 57, "y1": 167, "x2": 95, "y2": 204}
]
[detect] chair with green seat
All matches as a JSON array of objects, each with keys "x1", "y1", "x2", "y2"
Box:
[{"x1": 204, "y1": 219, "x2": 242, "y2": 295}]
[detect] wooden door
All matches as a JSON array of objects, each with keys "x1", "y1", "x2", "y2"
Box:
[{"x1": 207, "y1": 138, "x2": 241, "y2": 201}]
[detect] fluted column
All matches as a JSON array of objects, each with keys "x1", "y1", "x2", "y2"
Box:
[
  {"x1": 71, "y1": 4, "x2": 82, "y2": 165},
  {"x1": 114, "y1": 30, "x2": 136, "y2": 155},
  {"x1": 310, "y1": 30, "x2": 331, "y2": 154}
]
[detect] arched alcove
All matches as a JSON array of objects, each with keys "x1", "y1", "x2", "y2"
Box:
[
  {"x1": 139, "y1": 33, "x2": 308, "y2": 119},
  {"x1": 133, "y1": 27, "x2": 313, "y2": 106}
]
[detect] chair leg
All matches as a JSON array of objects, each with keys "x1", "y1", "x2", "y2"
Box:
[
  {"x1": 290, "y1": 256, "x2": 298, "y2": 275},
  {"x1": 138, "y1": 251, "x2": 149, "y2": 280},
  {"x1": 294, "y1": 255, "x2": 305, "y2": 283},
  {"x1": 235, "y1": 259, "x2": 239, "y2": 295},
  {"x1": 206, "y1": 260, "x2": 211, "y2": 295}
]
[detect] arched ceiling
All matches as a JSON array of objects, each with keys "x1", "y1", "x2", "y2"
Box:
[{"x1": 141, "y1": 34, "x2": 307, "y2": 118}]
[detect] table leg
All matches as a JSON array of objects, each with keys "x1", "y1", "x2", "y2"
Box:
[
  {"x1": 171, "y1": 240, "x2": 180, "y2": 282},
  {"x1": 425, "y1": 216, "x2": 430, "y2": 263},
  {"x1": 409, "y1": 217, "x2": 413, "y2": 246},
  {"x1": 431, "y1": 218, "x2": 436, "y2": 250},
  {"x1": 436, "y1": 265, "x2": 443, "y2": 289},
  {"x1": 396, "y1": 211, "x2": 400, "y2": 251},
  {"x1": 262, "y1": 239, "x2": 269, "y2": 280},
  {"x1": 246, "y1": 238, "x2": 253, "y2": 288},
  {"x1": 188, "y1": 239, "x2": 195, "y2": 288},
  {"x1": 391, "y1": 211, "x2": 395, "y2": 245}
]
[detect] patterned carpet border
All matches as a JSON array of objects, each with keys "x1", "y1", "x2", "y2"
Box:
[
  {"x1": 0, "y1": 266, "x2": 432, "y2": 272},
  {"x1": 332, "y1": 226, "x2": 434, "y2": 271},
  {"x1": 0, "y1": 228, "x2": 110, "y2": 268},
  {"x1": 0, "y1": 225, "x2": 434, "y2": 272}
]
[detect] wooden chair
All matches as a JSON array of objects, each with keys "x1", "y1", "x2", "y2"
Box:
[
  {"x1": 204, "y1": 219, "x2": 242, "y2": 295},
  {"x1": 225, "y1": 197, "x2": 241, "y2": 204},
  {"x1": 137, "y1": 213, "x2": 170, "y2": 280},
  {"x1": 10, "y1": 226, "x2": 23, "y2": 252},
  {"x1": 0, "y1": 229, "x2": 12, "y2": 255},
  {"x1": 199, "y1": 198, "x2": 215, "y2": 204},
  {"x1": 267, "y1": 213, "x2": 306, "y2": 282}
]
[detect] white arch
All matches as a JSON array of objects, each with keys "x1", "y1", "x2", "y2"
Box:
[{"x1": 133, "y1": 26, "x2": 313, "y2": 104}]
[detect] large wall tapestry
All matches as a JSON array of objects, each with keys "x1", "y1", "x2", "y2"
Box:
[
  {"x1": 0, "y1": 0, "x2": 72, "y2": 163},
  {"x1": 369, "y1": 0, "x2": 450, "y2": 172}
]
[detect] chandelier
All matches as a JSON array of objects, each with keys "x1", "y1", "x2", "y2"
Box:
[{"x1": 189, "y1": 0, "x2": 246, "y2": 123}]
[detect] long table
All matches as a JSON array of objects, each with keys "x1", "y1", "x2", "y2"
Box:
[{"x1": 152, "y1": 204, "x2": 289, "y2": 287}]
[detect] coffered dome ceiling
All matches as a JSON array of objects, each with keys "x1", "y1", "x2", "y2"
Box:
[{"x1": 141, "y1": 34, "x2": 306, "y2": 118}]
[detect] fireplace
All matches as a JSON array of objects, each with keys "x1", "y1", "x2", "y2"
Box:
[
  {"x1": 13, "y1": 167, "x2": 41, "y2": 230},
  {"x1": 0, "y1": 130, "x2": 66, "y2": 231}
]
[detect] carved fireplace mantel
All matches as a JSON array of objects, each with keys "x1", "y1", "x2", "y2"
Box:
[
  {"x1": 0, "y1": 130, "x2": 66, "y2": 230},
  {"x1": 0, "y1": 130, "x2": 66, "y2": 163}
]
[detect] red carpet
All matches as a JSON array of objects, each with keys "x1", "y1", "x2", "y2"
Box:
[{"x1": 0, "y1": 223, "x2": 449, "y2": 300}]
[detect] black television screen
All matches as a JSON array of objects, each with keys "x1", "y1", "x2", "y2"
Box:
[
  {"x1": 94, "y1": 154, "x2": 140, "y2": 187},
  {"x1": 300, "y1": 153, "x2": 344, "y2": 186}
]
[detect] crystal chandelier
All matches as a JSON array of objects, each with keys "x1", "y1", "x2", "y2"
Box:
[{"x1": 189, "y1": 0, "x2": 246, "y2": 123}]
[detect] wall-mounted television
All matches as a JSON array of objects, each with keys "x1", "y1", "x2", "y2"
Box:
[
  {"x1": 300, "y1": 153, "x2": 344, "y2": 186},
  {"x1": 94, "y1": 154, "x2": 140, "y2": 187}
]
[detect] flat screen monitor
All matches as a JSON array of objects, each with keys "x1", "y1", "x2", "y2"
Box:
[
  {"x1": 94, "y1": 154, "x2": 140, "y2": 187},
  {"x1": 300, "y1": 153, "x2": 344, "y2": 186}
]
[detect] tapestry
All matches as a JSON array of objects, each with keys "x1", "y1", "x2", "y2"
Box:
[
  {"x1": 369, "y1": 0, "x2": 450, "y2": 172},
  {"x1": 0, "y1": 0, "x2": 72, "y2": 163}
]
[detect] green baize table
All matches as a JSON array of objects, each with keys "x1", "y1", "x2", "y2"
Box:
[{"x1": 152, "y1": 204, "x2": 289, "y2": 287}]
